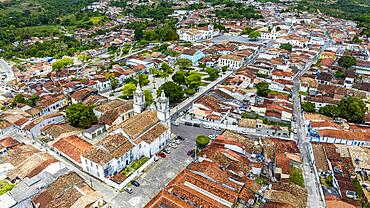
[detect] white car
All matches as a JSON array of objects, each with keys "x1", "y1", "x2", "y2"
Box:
[
  {"x1": 169, "y1": 143, "x2": 178, "y2": 148},
  {"x1": 213, "y1": 126, "x2": 222, "y2": 131},
  {"x1": 173, "y1": 139, "x2": 180, "y2": 144},
  {"x1": 163, "y1": 148, "x2": 171, "y2": 154},
  {"x1": 203, "y1": 125, "x2": 212, "y2": 129},
  {"x1": 172, "y1": 121, "x2": 180, "y2": 126},
  {"x1": 124, "y1": 187, "x2": 133, "y2": 194},
  {"x1": 208, "y1": 135, "x2": 216, "y2": 140}
]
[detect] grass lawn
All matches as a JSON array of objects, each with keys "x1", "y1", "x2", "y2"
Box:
[
  {"x1": 0, "y1": 180, "x2": 15, "y2": 196},
  {"x1": 89, "y1": 16, "x2": 107, "y2": 25}
]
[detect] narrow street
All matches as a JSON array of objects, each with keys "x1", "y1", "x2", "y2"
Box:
[{"x1": 291, "y1": 45, "x2": 328, "y2": 208}]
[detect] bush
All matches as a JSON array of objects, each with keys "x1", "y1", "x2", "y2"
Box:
[{"x1": 196, "y1": 135, "x2": 210, "y2": 148}]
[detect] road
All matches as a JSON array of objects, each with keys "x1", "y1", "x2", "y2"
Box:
[
  {"x1": 292, "y1": 45, "x2": 327, "y2": 208},
  {"x1": 110, "y1": 124, "x2": 220, "y2": 208}
]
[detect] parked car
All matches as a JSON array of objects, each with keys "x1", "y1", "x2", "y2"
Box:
[
  {"x1": 293, "y1": 128, "x2": 298, "y2": 134},
  {"x1": 173, "y1": 139, "x2": 180, "y2": 144},
  {"x1": 179, "y1": 112, "x2": 184, "y2": 117},
  {"x1": 187, "y1": 150, "x2": 196, "y2": 158},
  {"x1": 185, "y1": 122, "x2": 192, "y2": 126},
  {"x1": 241, "y1": 130, "x2": 249, "y2": 135},
  {"x1": 172, "y1": 121, "x2": 180, "y2": 126},
  {"x1": 213, "y1": 126, "x2": 222, "y2": 131},
  {"x1": 169, "y1": 143, "x2": 178, "y2": 148},
  {"x1": 163, "y1": 148, "x2": 171, "y2": 154},
  {"x1": 157, "y1": 152, "x2": 166, "y2": 158},
  {"x1": 124, "y1": 187, "x2": 133, "y2": 194},
  {"x1": 203, "y1": 125, "x2": 212, "y2": 129},
  {"x1": 193, "y1": 123, "x2": 201, "y2": 127},
  {"x1": 131, "y1": 180, "x2": 140, "y2": 187},
  {"x1": 208, "y1": 135, "x2": 216, "y2": 140},
  {"x1": 177, "y1": 136, "x2": 185, "y2": 140}
]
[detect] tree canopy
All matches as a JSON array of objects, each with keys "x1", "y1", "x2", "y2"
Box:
[
  {"x1": 157, "y1": 81, "x2": 184, "y2": 104},
  {"x1": 172, "y1": 70, "x2": 186, "y2": 85},
  {"x1": 338, "y1": 56, "x2": 357, "y2": 68},
  {"x1": 51, "y1": 57, "x2": 74, "y2": 71},
  {"x1": 302, "y1": 101, "x2": 316, "y2": 113},
  {"x1": 255, "y1": 82, "x2": 270, "y2": 97},
  {"x1": 280, "y1": 43, "x2": 293, "y2": 51},
  {"x1": 205, "y1": 67, "x2": 220, "y2": 81},
  {"x1": 66, "y1": 103, "x2": 97, "y2": 129},
  {"x1": 121, "y1": 83, "x2": 137, "y2": 98},
  {"x1": 338, "y1": 96, "x2": 366, "y2": 123},
  {"x1": 248, "y1": 31, "x2": 261, "y2": 40}
]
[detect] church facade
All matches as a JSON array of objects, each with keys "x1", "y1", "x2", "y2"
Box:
[{"x1": 80, "y1": 85, "x2": 172, "y2": 182}]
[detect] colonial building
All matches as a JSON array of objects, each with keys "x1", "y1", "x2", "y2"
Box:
[{"x1": 80, "y1": 89, "x2": 172, "y2": 181}]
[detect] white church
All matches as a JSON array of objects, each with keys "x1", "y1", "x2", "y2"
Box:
[{"x1": 80, "y1": 85, "x2": 172, "y2": 182}]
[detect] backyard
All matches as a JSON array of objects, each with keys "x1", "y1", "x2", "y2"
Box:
[
  {"x1": 121, "y1": 157, "x2": 149, "y2": 177},
  {"x1": 0, "y1": 180, "x2": 15, "y2": 195}
]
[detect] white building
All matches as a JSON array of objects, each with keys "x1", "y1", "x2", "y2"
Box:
[
  {"x1": 177, "y1": 25, "x2": 219, "y2": 42},
  {"x1": 81, "y1": 89, "x2": 171, "y2": 181}
]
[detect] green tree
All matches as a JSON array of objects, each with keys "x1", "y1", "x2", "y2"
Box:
[
  {"x1": 175, "y1": 58, "x2": 192, "y2": 68},
  {"x1": 110, "y1": 77, "x2": 119, "y2": 92},
  {"x1": 255, "y1": 82, "x2": 270, "y2": 97},
  {"x1": 338, "y1": 56, "x2": 357, "y2": 68},
  {"x1": 302, "y1": 101, "x2": 316, "y2": 113},
  {"x1": 13, "y1": 94, "x2": 26, "y2": 104},
  {"x1": 65, "y1": 103, "x2": 97, "y2": 129},
  {"x1": 221, "y1": 66, "x2": 228, "y2": 72},
  {"x1": 186, "y1": 70, "x2": 203, "y2": 90},
  {"x1": 124, "y1": 77, "x2": 138, "y2": 85},
  {"x1": 51, "y1": 57, "x2": 74, "y2": 71},
  {"x1": 136, "y1": 73, "x2": 149, "y2": 86},
  {"x1": 157, "y1": 81, "x2": 184, "y2": 104},
  {"x1": 338, "y1": 96, "x2": 366, "y2": 123},
  {"x1": 172, "y1": 70, "x2": 186, "y2": 85},
  {"x1": 248, "y1": 31, "x2": 260, "y2": 40},
  {"x1": 205, "y1": 67, "x2": 220, "y2": 81},
  {"x1": 280, "y1": 43, "x2": 293, "y2": 51},
  {"x1": 161, "y1": 62, "x2": 173, "y2": 74},
  {"x1": 319, "y1": 105, "x2": 339, "y2": 117},
  {"x1": 143, "y1": 89, "x2": 154, "y2": 106},
  {"x1": 121, "y1": 83, "x2": 137, "y2": 98},
  {"x1": 196, "y1": 135, "x2": 210, "y2": 148}
]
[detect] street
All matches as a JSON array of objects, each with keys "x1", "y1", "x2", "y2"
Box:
[
  {"x1": 110, "y1": 124, "x2": 220, "y2": 207},
  {"x1": 291, "y1": 44, "x2": 328, "y2": 208}
]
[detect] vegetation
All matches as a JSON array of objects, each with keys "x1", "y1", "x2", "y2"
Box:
[
  {"x1": 65, "y1": 103, "x2": 97, "y2": 129},
  {"x1": 175, "y1": 58, "x2": 193, "y2": 69},
  {"x1": 144, "y1": 89, "x2": 154, "y2": 106},
  {"x1": 52, "y1": 57, "x2": 74, "y2": 71},
  {"x1": 186, "y1": 70, "x2": 204, "y2": 91},
  {"x1": 319, "y1": 105, "x2": 339, "y2": 118},
  {"x1": 196, "y1": 135, "x2": 210, "y2": 148},
  {"x1": 129, "y1": 1, "x2": 173, "y2": 21},
  {"x1": 205, "y1": 67, "x2": 220, "y2": 81},
  {"x1": 255, "y1": 82, "x2": 270, "y2": 97},
  {"x1": 352, "y1": 177, "x2": 368, "y2": 208},
  {"x1": 317, "y1": 97, "x2": 366, "y2": 123},
  {"x1": 121, "y1": 157, "x2": 149, "y2": 177},
  {"x1": 302, "y1": 101, "x2": 316, "y2": 113},
  {"x1": 280, "y1": 43, "x2": 293, "y2": 51},
  {"x1": 13, "y1": 94, "x2": 39, "y2": 107},
  {"x1": 240, "y1": 27, "x2": 256, "y2": 35},
  {"x1": 248, "y1": 31, "x2": 261, "y2": 40},
  {"x1": 338, "y1": 56, "x2": 357, "y2": 68},
  {"x1": 157, "y1": 81, "x2": 184, "y2": 104},
  {"x1": 290, "y1": 167, "x2": 305, "y2": 188},
  {"x1": 338, "y1": 96, "x2": 366, "y2": 123},
  {"x1": 172, "y1": 70, "x2": 186, "y2": 85},
  {"x1": 0, "y1": 180, "x2": 15, "y2": 196},
  {"x1": 334, "y1": 70, "x2": 346, "y2": 78},
  {"x1": 121, "y1": 83, "x2": 137, "y2": 99},
  {"x1": 215, "y1": 3, "x2": 261, "y2": 19}
]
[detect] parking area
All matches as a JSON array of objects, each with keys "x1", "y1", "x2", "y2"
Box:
[{"x1": 110, "y1": 124, "x2": 221, "y2": 208}]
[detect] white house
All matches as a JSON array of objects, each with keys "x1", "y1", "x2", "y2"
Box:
[
  {"x1": 177, "y1": 25, "x2": 219, "y2": 42},
  {"x1": 218, "y1": 54, "x2": 245, "y2": 69}
]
